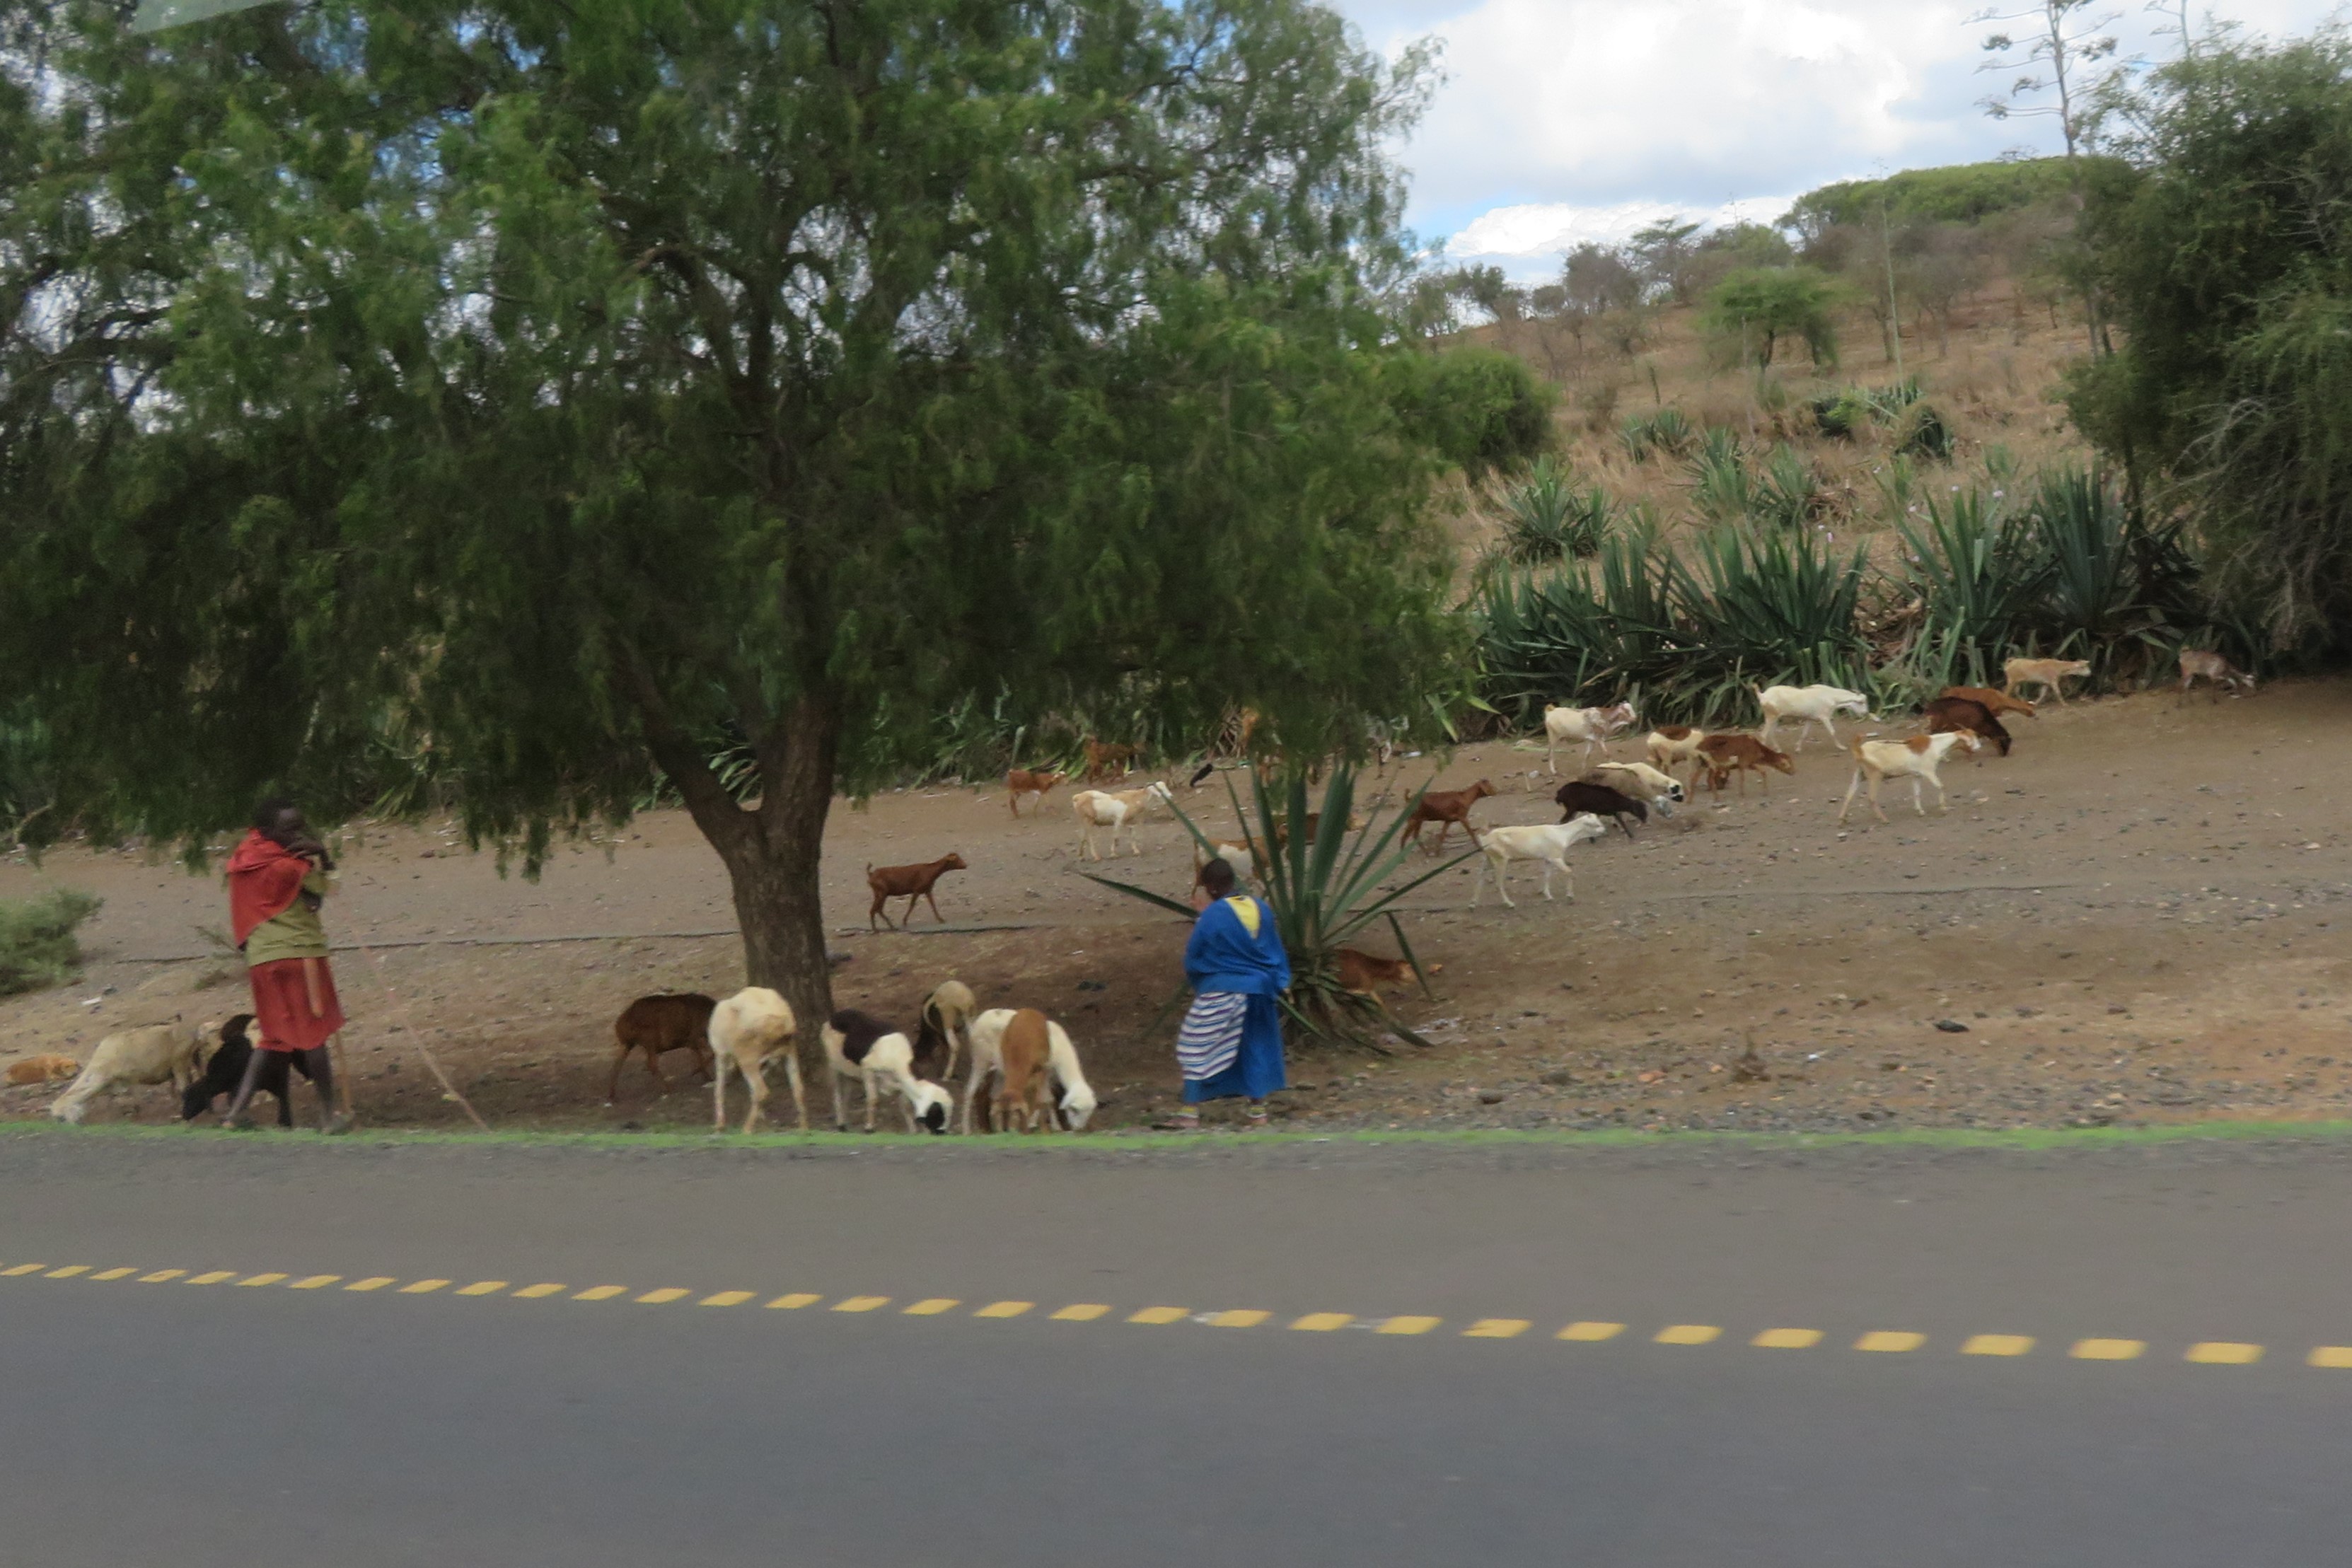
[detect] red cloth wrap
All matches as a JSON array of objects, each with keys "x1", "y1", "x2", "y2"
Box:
[
  {"x1": 226, "y1": 830, "x2": 313, "y2": 948},
  {"x1": 247, "y1": 958, "x2": 344, "y2": 1053}
]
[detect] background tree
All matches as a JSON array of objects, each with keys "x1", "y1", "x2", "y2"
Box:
[
  {"x1": 1628, "y1": 218, "x2": 1703, "y2": 305},
  {"x1": 1975, "y1": 1, "x2": 2125, "y2": 158},
  {"x1": 0, "y1": 0, "x2": 1466, "y2": 1033},
  {"x1": 1702, "y1": 267, "x2": 1842, "y2": 368}
]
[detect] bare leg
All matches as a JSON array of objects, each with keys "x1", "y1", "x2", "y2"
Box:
[
  {"x1": 303, "y1": 1045, "x2": 349, "y2": 1134},
  {"x1": 220, "y1": 1047, "x2": 269, "y2": 1129},
  {"x1": 606, "y1": 1044, "x2": 631, "y2": 1106}
]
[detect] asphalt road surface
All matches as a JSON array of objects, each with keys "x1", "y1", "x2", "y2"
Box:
[{"x1": 5, "y1": 1127, "x2": 2351, "y2": 1567}]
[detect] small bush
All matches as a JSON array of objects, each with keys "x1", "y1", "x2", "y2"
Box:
[
  {"x1": 0, "y1": 888, "x2": 102, "y2": 997},
  {"x1": 1396, "y1": 346, "x2": 1556, "y2": 480},
  {"x1": 1620, "y1": 407, "x2": 1696, "y2": 463},
  {"x1": 1495, "y1": 459, "x2": 1616, "y2": 562},
  {"x1": 1896, "y1": 401, "x2": 1956, "y2": 461}
]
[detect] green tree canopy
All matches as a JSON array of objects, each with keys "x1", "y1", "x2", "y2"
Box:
[
  {"x1": 1780, "y1": 158, "x2": 2082, "y2": 243},
  {"x1": 0, "y1": 0, "x2": 1464, "y2": 1028},
  {"x1": 1701, "y1": 267, "x2": 1841, "y2": 368},
  {"x1": 2066, "y1": 28, "x2": 2352, "y2": 647}
]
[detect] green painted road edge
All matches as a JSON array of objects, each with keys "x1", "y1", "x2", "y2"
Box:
[{"x1": 10, "y1": 1119, "x2": 2352, "y2": 1156}]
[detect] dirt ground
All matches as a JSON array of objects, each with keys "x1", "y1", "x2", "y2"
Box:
[{"x1": 6, "y1": 679, "x2": 2352, "y2": 1137}]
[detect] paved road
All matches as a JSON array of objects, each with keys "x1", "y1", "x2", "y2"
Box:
[{"x1": 5, "y1": 1128, "x2": 2352, "y2": 1566}]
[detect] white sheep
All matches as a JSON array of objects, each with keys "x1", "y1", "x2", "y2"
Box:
[
  {"x1": 1542, "y1": 701, "x2": 1637, "y2": 774},
  {"x1": 961, "y1": 1007, "x2": 1096, "y2": 1133},
  {"x1": 1070, "y1": 782, "x2": 1174, "y2": 861},
  {"x1": 709, "y1": 987, "x2": 806, "y2": 1133},
  {"x1": 50, "y1": 1021, "x2": 209, "y2": 1125},
  {"x1": 821, "y1": 1010, "x2": 951, "y2": 1134},
  {"x1": 1837, "y1": 731, "x2": 1983, "y2": 824},
  {"x1": 1584, "y1": 761, "x2": 1684, "y2": 814},
  {"x1": 1755, "y1": 683, "x2": 1870, "y2": 750},
  {"x1": 1470, "y1": 816, "x2": 1610, "y2": 907}
]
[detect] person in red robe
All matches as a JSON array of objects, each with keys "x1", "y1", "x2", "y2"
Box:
[{"x1": 223, "y1": 798, "x2": 351, "y2": 1132}]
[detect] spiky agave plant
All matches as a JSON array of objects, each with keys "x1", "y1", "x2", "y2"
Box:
[
  {"x1": 1083, "y1": 764, "x2": 1466, "y2": 1051},
  {"x1": 1895, "y1": 484, "x2": 2045, "y2": 686}
]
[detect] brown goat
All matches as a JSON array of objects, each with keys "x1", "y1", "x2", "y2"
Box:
[
  {"x1": 867, "y1": 854, "x2": 968, "y2": 931},
  {"x1": 1937, "y1": 685, "x2": 2037, "y2": 720},
  {"x1": 1402, "y1": 780, "x2": 1497, "y2": 853},
  {"x1": 993, "y1": 1008, "x2": 1056, "y2": 1134},
  {"x1": 608, "y1": 993, "x2": 717, "y2": 1105},
  {"x1": 1004, "y1": 769, "x2": 1065, "y2": 815},
  {"x1": 6, "y1": 1053, "x2": 79, "y2": 1086},
  {"x1": 1924, "y1": 696, "x2": 2012, "y2": 757},
  {"x1": 1082, "y1": 739, "x2": 1142, "y2": 782},
  {"x1": 1333, "y1": 948, "x2": 1441, "y2": 998},
  {"x1": 1697, "y1": 734, "x2": 1795, "y2": 796}
]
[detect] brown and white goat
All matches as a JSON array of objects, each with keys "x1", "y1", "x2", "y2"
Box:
[
  {"x1": 1923, "y1": 696, "x2": 2012, "y2": 757},
  {"x1": 961, "y1": 1008, "x2": 1096, "y2": 1133},
  {"x1": 990, "y1": 1008, "x2": 1057, "y2": 1133},
  {"x1": 1004, "y1": 769, "x2": 1066, "y2": 815},
  {"x1": 1333, "y1": 948, "x2": 1439, "y2": 998},
  {"x1": 1645, "y1": 726, "x2": 1710, "y2": 782},
  {"x1": 867, "y1": 854, "x2": 968, "y2": 931},
  {"x1": 1542, "y1": 701, "x2": 1638, "y2": 774},
  {"x1": 1837, "y1": 731, "x2": 1983, "y2": 824},
  {"x1": 1072, "y1": 782, "x2": 1174, "y2": 860},
  {"x1": 1402, "y1": 780, "x2": 1496, "y2": 854}
]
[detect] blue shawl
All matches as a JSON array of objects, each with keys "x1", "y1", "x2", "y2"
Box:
[{"x1": 1184, "y1": 896, "x2": 1290, "y2": 997}]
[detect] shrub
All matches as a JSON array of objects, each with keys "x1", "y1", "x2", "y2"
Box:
[
  {"x1": 1396, "y1": 346, "x2": 1556, "y2": 480},
  {"x1": 1896, "y1": 401, "x2": 1956, "y2": 461},
  {"x1": 0, "y1": 888, "x2": 102, "y2": 997},
  {"x1": 1620, "y1": 407, "x2": 1696, "y2": 463},
  {"x1": 1689, "y1": 428, "x2": 1752, "y2": 523},
  {"x1": 1494, "y1": 459, "x2": 1616, "y2": 562}
]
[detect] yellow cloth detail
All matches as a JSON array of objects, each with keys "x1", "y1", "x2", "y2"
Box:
[{"x1": 1224, "y1": 896, "x2": 1261, "y2": 939}]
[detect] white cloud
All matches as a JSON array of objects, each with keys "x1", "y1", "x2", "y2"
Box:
[{"x1": 1446, "y1": 195, "x2": 1794, "y2": 279}]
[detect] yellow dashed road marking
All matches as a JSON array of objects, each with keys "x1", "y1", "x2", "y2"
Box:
[
  {"x1": 2071, "y1": 1338, "x2": 2145, "y2": 1361},
  {"x1": 456, "y1": 1282, "x2": 508, "y2": 1297},
  {"x1": 1962, "y1": 1334, "x2": 2034, "y2": 1357},
  {"x1": 1752, "y1": 1328, "x2": 1823, "y2": 1349},
  {"x1": 572, "y1": 1286, "x2": 627, "y2": 1301},
  {"x1": 2309, "y1": 1346, "x2": 2352, "y2": 1368},
  {"x1": 766, "y1": 1293, "x2": 821, "y2": 1310},
  {"x1": 398, "y1": 1279, "x2": 451, "y2": 1296},
  {"x1": 4, "y1": 1264, "x2": 47, "y2": 1277},
  {"x1": 1290, "y1": 1313, "x2": 1354, "y2": 1332},
  {"x1": 975, "y1": 1301, "x2": 1033, "y2": 1319},
  {"x1": 1559, "y1": 1321, "x2": 1626, "y2": 1342},
  {"x1": 832, "y1": 1296, "x2": 889, "y2": 1313},
  {"x1": 1655, "y1": 1325, "x2": 1722, "y2": 1346},
  {"x1": 2186, "y1": 1342, "x2": 2263, "y2": 1365},
  {"x1": 187, "y1": 1272, "x2": 236, "y2": 1285},
  {"x1": 289, "y1": 1276, "x2": 341, "y2": 1290},
  {"x1": 236, "y1": 1273, "x2": 287, "y2": 1287},
  {"x1": 903, "y1": 1298, "x2": 961, "y2": 1316},
  {"x1": 1464, "y1": 1319, "x2": 1530, "y2": 1339},
  {"x1": 1050, "y1": 1303, "x2": 1111, "y2": 1321},
  {"x1": 45, "y1": 1266, "x2": 91, "y2": 1279},
  {"x1": 1205, "y1": 1310, "x2": 1270, "y2": 1328},
  {"x1": 635, "y1": 1288, "x2": 690, "y2": 1304},
  {"x1": 1128, "y1": 1306, "x2": 1188, "y2": 1325},
  {"x1": 700, "y1": 1291, "x2": 754, "y2": 1308},
  {"x1": 344, "y1": 1277, "x2": 395, "y2": 1292},
  {"x1": 1855, "y1": 1332, "x2": 1925, "y2": 1353},
  {"x1": 1378, "y1": 1316, "x2": 1442, "y2": 1336},
  {"x1": 91, "y1": 1268, "x2": 137, "y2": 1282},
  {"x1": 514, "y1": 1284, "x2": 567, "y2": 1299},
  {"x1": 139, "y1": 1270, "x2": 185, "y2": 1284}
]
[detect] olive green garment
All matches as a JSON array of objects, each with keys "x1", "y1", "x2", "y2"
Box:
[{"x1": 243, "y1": 869, "x2": 334, "y2": 968}]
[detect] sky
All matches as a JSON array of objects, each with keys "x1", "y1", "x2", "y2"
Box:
[{"x1": 1332, "y1": 0, "x2": 2348, "y2": 278}]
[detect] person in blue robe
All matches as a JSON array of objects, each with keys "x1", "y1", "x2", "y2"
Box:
[{"x1": 1165, "y1": 856, "x2": 1290, "y2": 1128}]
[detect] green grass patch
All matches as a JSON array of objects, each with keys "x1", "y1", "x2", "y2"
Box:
[{"x1": 0, "y1": 888, "x2": 101, "y2": 996}]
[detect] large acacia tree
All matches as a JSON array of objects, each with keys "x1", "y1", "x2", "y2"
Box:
[{"x1": 1, "y1": 0, "x2": 1466, "y2": 1028}]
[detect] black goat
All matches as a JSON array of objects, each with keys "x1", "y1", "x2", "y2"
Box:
[
  {"x1": 1553, "y1": 779, "x2": 1649, "y2": 839},
  {"x1": 181, "y1": 1015, "x2": 313, "y2": 1127}
]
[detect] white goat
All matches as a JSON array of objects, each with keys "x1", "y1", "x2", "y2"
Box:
[
  {"x1": 915, "y1": 980, "x2": 975, "y2": 1084},
  {"x1": 49, "y1": 1021, "x2": 208, "y2": 1125},
  {"x1": 821, "y1": 1010, "x2": 951, "y2": 1134},
  {"x1": 1837, "y1": 731, "x2": 1983, "y2": 824},
  {"x1": 1645, "y1": 726, "x2": 1709, "y2": 783},
  {"x1": 1756, "y1": 684, "x2": 1870, "y2": 751},
  {"x1": 961, "y1": 1008, "x2": 1096, "y2": 1133},
  {"x1": 709, "y1": 987, "x2": 806, "y2": 1134},
  {"x1": 1071, "y1": 782, "x2": 1174, "y2": 861},
  {"x1": 1543, "y1": 701, "x2": 1637, "y2": 774},
  {"x1": 1470, "y1": 815, "x2": 1609, "y2": 907},
  {"x1": 1584, "y1": 761, "x2": 1684, "y2": 814}
]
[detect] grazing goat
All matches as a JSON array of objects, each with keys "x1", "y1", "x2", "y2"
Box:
[
  {"x1": 50, "y1": 1021, "x2": 205, "y2": 1125},
  {"x1": 1838, "y1": 731, "x2": 1983, "y2": 824},
  {"x1": 1072, "y1": 782, "x2": 1174, "y2": 861},
  {"x1": 181, "y1": 1014, "x2": 313, "y2": 1127},
  {"x1": 1553, "y1": 779, "x2": 1648, "y2": 838},
  {"x1": 1923, "y1": 695, "x2": 2012, "y2": 757},
  {"x1": 990, "y1": 1009, "x2": 1057, "y2": 1133},
  {"x1": 1543, "y1": 701, "x2": 1638, "y2": 774},
  {"x1": 1645, "y1": 726, "x2": 1710, "y2": 782},
  {"x1": 2179, "y1": 649, "x2": 2257, "y2": 697},
  {"x1": 1938, "y1": 685, "x2": 2037, "y2": 721},
  {"x1": 1082, "y1": 739, "x2": 1142, "y2": 782},
  {"x1": 1755, "y1": 685, "x2": 1870, "y2": 751},
  {"x1": 606, "y1": 993, "x2": 716, "y2": 1105},
  {"x1": 913, "y1": 980, "x2": 975, "y2": 1084},
  {"x1": 962, "y1": 1008, "x2": 1096, "y2": 1133},
  {"x1": 2003, "y1": 656, "x2": 2091, "y2": 705},
  {"x1": 867, "y1": 854, "x2": 967, "y2": 931},
  {"x1": 1004, "y1": 769, "x2": 1065, "y2": 815},
  {"x1": 1585, "y1": 762, "x2": 1684, "y2": 811},
  {"x1": 1193, "y1": 840, "x2": 1260, "y2": 890},
  {"x1": 821, "y1": 1010, "x2": 951, "y2": 1134},
  {"x1": 6, "y1": 1053, "x2": 79, "y2": 1087},
  {"x1": 1333, "y1": 948, "x2": 1439, "y2": 998},
  {"x1": 1698, "y1": 733, "x2": 1795, "y2": 796},
  {"x1": 1402, "y1": 780, "x2": 1496, "y2": 854},
  {"x1": 1471, "y1": 816, "x2": 1609, "y2": 907},
  {"x1": 708, "y1": 987, "x2": 806, "y2": 1134}
]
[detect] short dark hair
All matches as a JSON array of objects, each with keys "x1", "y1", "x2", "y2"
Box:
[
  {"x1": 251, "y1": 796, "x2": 298, "y2": 833},
  {"x1": 1199, "y1": 857, "x2": 1238, "y2": 898}
]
